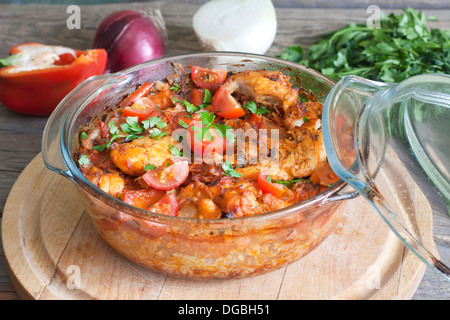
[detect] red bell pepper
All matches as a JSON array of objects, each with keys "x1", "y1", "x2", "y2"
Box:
[{"x1": 0, "y1": 42, "x2": 107, "y2": 115}]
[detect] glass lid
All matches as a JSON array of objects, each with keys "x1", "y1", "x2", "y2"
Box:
[{"x1": 322, "y1": 73, "x2": 450, "y2": 281}]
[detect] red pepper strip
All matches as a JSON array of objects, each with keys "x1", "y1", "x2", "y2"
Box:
[
  {"x1": 0, "y1": 42, "x2": 107, "y2": 116},
  {"x1": 119, "y1": 81, "x2": 154, "y2": 108}
]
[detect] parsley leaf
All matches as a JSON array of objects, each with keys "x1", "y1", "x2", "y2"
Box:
[
  {"x1": 143, "y1": 163, "x2": 156, "y2": 171},
  {"x1": 242, "y1": 101, "x2": 270, "y2": 115},
  {"x1": 172, "y1": 97, "x2": 199, "y2": 114},
  {"x1": 212, "y1": 123, "x2": 235, "y2": 143},
  {"x1": 274, "y1": 178, "x2": 310, "y2": 187},
  {"x1": 169, "y1": 144, "x2": 183, "y2": 157},
  {"x1": 203, "y1": 89, "x2": 212, "y2": 105},
  {"x1": 172, "y1": 89, "x2": 212, "y2": 114},
  {"x1": 120, "y1": 116, "x2": 143, "y2": 135},
  {"x1": 222, "y1": 160, "x2": 242, "y2": 178},
  {"x1": 80, "y1": 132, "x2": 88, "y2": 140},
  {"x1": 178, "y1": 118, "x2": 189, "y2": 129},
  {"x1": 108, "y1": 120, "x2": 120, "y2": 135},
  {"x1": 142, "y1": 116, "x2": 167, "y2": 130},
  {"x1": 77, "y1": 154, "x2": 90, "y2": 166}
]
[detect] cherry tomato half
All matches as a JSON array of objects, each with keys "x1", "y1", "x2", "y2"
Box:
[
  {"x1": 123, "y1": 97, "x2": 156, "y2": 122},
  {"x1": 191, "y1": 66, "x2": 227, "y2": 89},
  {"x1": 212, "y1": 85, "x2": 245, "y2": 119},
  {"x1": 184, "y1": 118, "x2": 227, "y2": 156},
  {"x1": 141, "y1": 159, "x2": 189, "y2": 191},
  {"x1": 190, "y1": 88, "x2": 205, "y2": 107},
  {"x1": 149, "y1": 193, "x2": 179, "y2": 216},
  {"x1": 257, "y1": 172, "x2": 285, "y2": 198}
]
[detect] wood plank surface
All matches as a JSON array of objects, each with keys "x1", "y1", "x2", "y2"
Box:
[{"x1": 0, "y1": 1, "x2": 449, "y2": 300}]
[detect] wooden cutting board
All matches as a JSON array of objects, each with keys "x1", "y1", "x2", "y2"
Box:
[{"x1": 1, "y1": 154, "x2": 432, "y2": 300}]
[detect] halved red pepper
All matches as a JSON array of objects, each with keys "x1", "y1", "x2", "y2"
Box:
[{"x1": 0, "y1": 42, "x2": 107, "y2": 115}]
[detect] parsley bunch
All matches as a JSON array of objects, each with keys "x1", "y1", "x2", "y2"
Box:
[{"x1": 280, "y1": 8, "x2": 450, "y2": 83}]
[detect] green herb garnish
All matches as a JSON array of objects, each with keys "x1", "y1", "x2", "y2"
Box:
[
  {"x1": 77, "y1": 154, "x2": 90, "y2": 166},
  {"x1": 143, "y1": 163, "x2": 156, "y2": 171},
  {"x1": 171, "y1": 88, "x2": 212, "y2": 113},
  {"x1": 274, "y1": 178, "x2": 310, "y2": 187},
  {"x1": 222, "y1": 160, "x2": 242, "y2": 178},
  {"x1": 242, "y1": 101, "x2": 271, "y2": 115},
  {"x1": 169, "y1": 144, "x2": 183, "y2": 157},
  {"x1": 80, "y1": 132, "x2": 88, "y2": 140},
  {"x1": 172, "y1": 97, "x2": 198, "y2": 114}
]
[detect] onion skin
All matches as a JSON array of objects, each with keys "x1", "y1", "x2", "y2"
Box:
[{"x1": 94, "y1": 10, "x2": 165, "y2": 73}]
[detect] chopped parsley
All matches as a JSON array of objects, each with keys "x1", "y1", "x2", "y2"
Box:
[
  {"x1": 143, "y1": 163, "x2": 156, "y2": 171},
  {"x1": 92, "y1": 116, "x2": 168, "y2": 151},
  {"x1": 242, "y1": 101, "x2": 270, "y2": 115},
  {"x1": 171, "y1": 88, "x2": 212, "y2": 113},
  {"x1": 274, "y1": 178, "x2": 310, "y2": 187},
  {"x1": 80, "y1": 132, "x2": 88, "y2": 140},
  {"x1": 77, "y1": 154, "x2": 90, "y2": 166},
  {"x1": 169, "y1": 144, "x2": 183, "y2": 157},
  {"x1": 172, "y1": 97, "x2": 198, "y2": 114},
  {"x1": 222, "y1": 160, "x2": 242, "y2": 178}
]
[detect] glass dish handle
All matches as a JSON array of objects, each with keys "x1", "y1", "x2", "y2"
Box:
[{"x1": 42, "y1": 75, "x2": 111, "y2": 181}]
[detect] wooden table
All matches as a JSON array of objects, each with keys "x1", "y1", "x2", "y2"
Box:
[{"x1": 0, "y1": 0, "x2": 449, "y2": 300}]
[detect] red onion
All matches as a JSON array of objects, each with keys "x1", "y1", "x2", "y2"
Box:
[{"x1": 94, "y1": 10, "x2": 165, "y2": 73}]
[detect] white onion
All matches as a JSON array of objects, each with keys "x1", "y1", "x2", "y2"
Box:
[{"x1": 193, "y1": 0, "x2": 277, "y2": 54}]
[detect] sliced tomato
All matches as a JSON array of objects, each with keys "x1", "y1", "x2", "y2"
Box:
[
  {"x1": 212, "y1": 85, "x2": 245, "y2": 119},
  {"x1": 123, "y1": 96, "x2": 156, "y2": 121},
  {"x1": 141, "y1": 159, "x2": 189, "y2": 191},
  {"x1": 149, "y1": 193, "x2": 179, "y2": 216},
  {"x1": 258, "y1": 172, "x2": 285, "y2": 198},
  {"x1": 120, "y1": 81, "x2": 154, "y2": 108},
  {"x1": 191, "y1": 66, "x2": 227, "y2": 89},
  {"x1": 190, "y1": 88, "x2": 205, "y2": 107},
  {"x1": 184, "y1": 118, "x2": 227, "y2": 156}
]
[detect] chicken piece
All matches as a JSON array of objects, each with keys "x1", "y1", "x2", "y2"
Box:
[
  {"x1": 110, "y1": 135, "x2": 176, "y2": 176},
  {"x1": 215, "y1": 179, "x2": 263, "y2": 218},
  {"x1": 197, "y1": 198, "x2": 222, "y2": 219},
  {"x1": 258, "y1": 193, "x2": 292, "y2": 213},
  {"x1": 280, "y1": 128, "x2": 327, "y2": 178},
  {"x1": 224, "y1": 70, "x2": 298, "y2": 110},
  {"x1": 177, "y1": 180, "x2": 223, "y2": 218},
  {"x1": 224, "y1": 69, "x2": 327, "y2": 180},
  {"x1": 98, "y1": 173, "x2": 125, "y2": 197}
]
